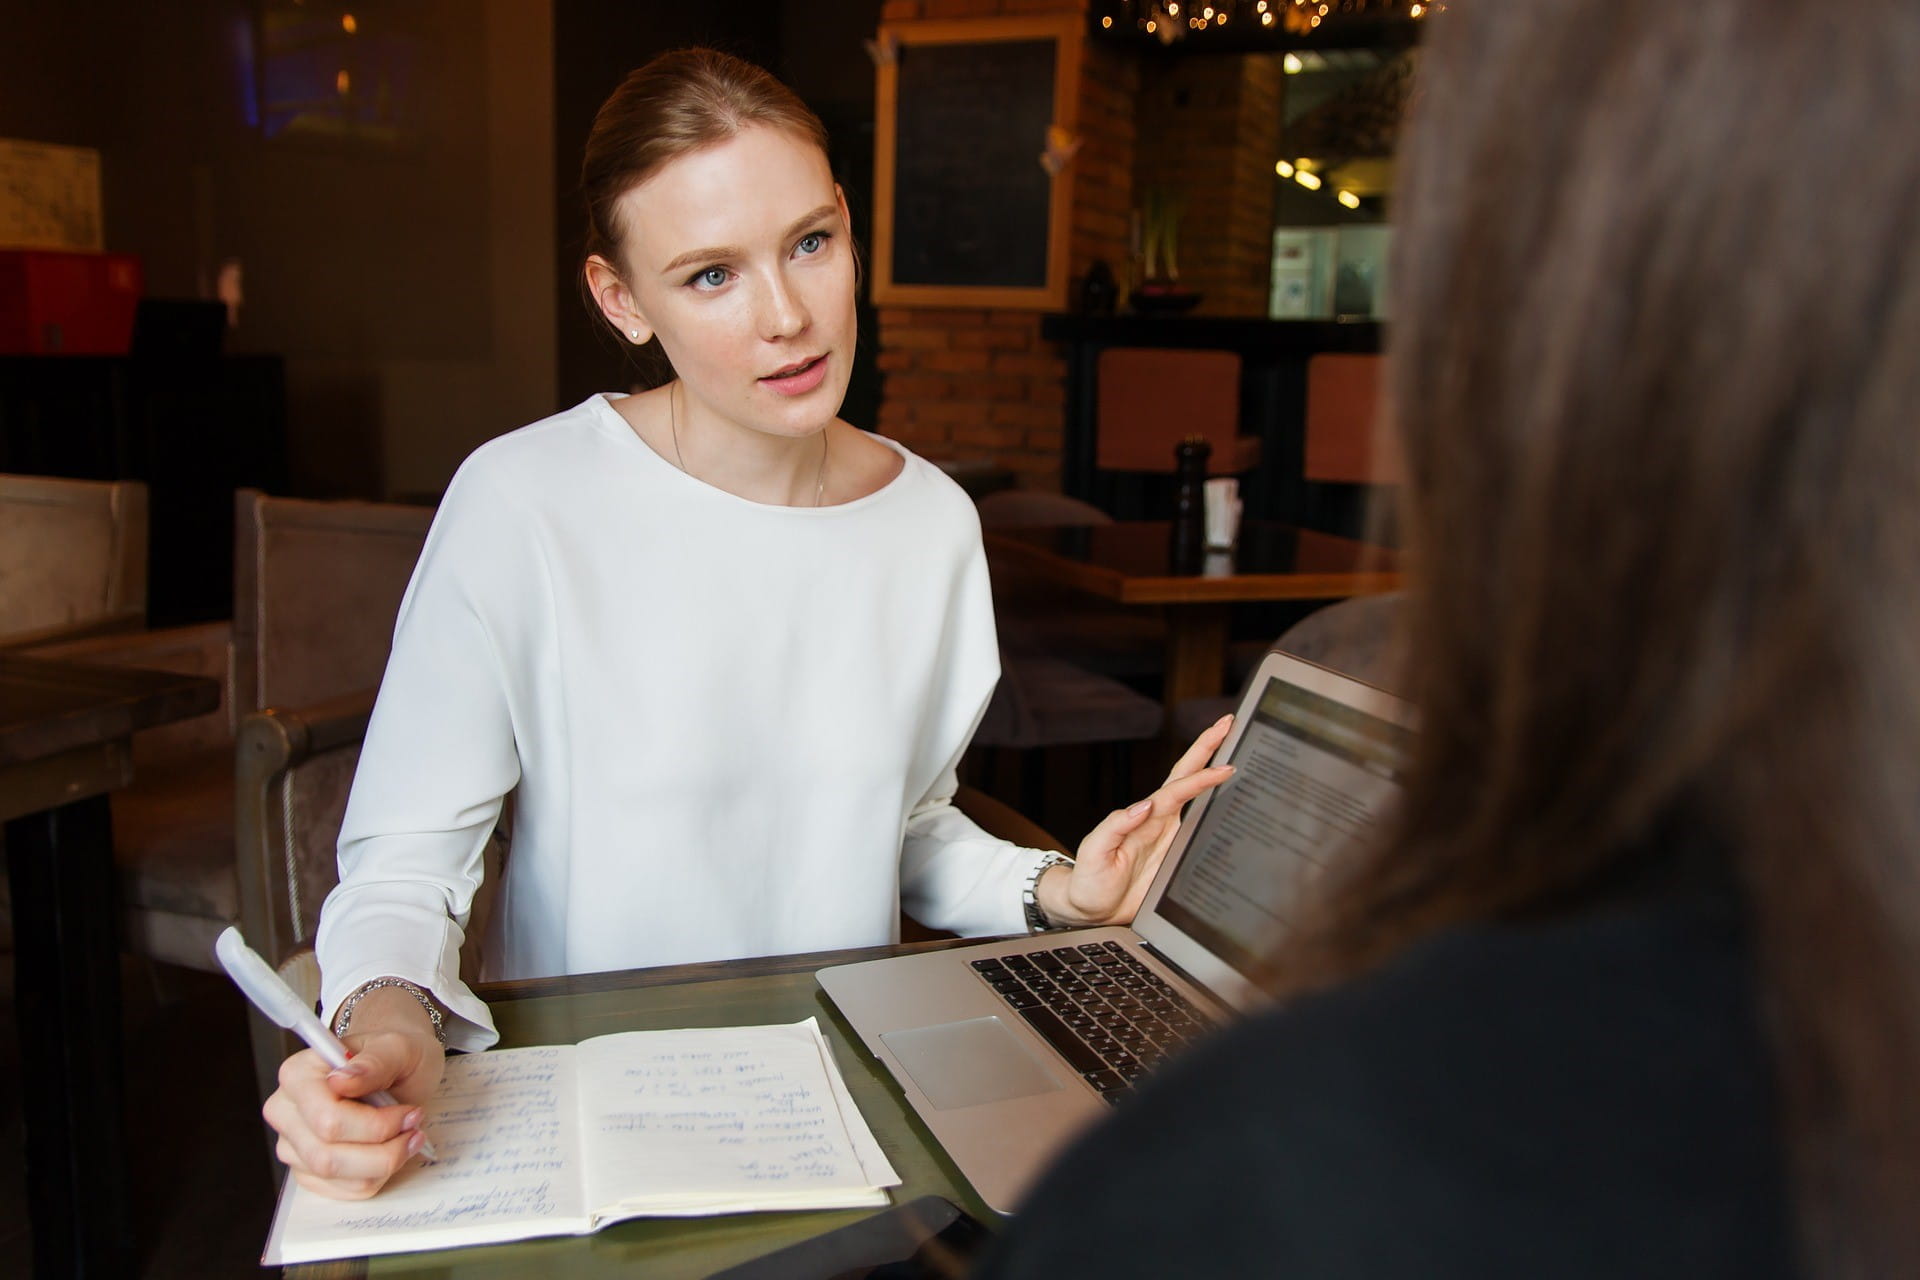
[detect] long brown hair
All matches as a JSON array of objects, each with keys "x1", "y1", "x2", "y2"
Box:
[
  {"x1": 1273, "y1": 0, "x2": 1920, "y2": 1270},
  {"x1": 577, "y1": 48, "x2": 833, "y2": 370}
]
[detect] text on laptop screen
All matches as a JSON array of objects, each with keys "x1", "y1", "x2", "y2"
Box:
[{"x1": 1156, "y1": 675, "x2": 1412, "y2": 980}]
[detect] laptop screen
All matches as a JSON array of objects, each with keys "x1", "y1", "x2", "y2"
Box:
[{"x1": 1154, "y1": 673, "x2": 1413, "y2": 982}]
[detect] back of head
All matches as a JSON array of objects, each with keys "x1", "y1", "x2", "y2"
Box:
[{"x1": 1278, "y1": 0, "x2": 1920, "y2": 1268}]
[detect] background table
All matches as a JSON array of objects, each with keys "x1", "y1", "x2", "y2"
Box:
[
  {"x1": 287, "y1": 940, "x2": 994, "y2": 1279},
  {"x1": 1, "y1": 655, "x2": 221, "y2": 1278},
  {"x1": 983, "y1": 520, "x2": 1401, "y2": 706}
]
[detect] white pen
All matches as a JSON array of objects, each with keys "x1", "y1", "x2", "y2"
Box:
[{"x1": 214, "y1": 926, "x2": 438, "y2": 1162}]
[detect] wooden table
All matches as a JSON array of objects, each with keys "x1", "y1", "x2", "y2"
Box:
[
  {"x1": 1, "y1": 655, "x2": 222, "y2": 1278},
  {"x1": 286, "y1": 940, "x2": 992, "y2": 1279},
  {"x1": 983, "y1": 520, "x2": 1401, "y2": 708}
]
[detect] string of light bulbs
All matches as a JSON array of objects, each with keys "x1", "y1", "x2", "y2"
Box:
[{"x1": 1099, "y1": 0, "x2": 1440, "y2": 40}]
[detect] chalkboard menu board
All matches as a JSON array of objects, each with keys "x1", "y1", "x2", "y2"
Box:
[{"x1": 874, "y1": 16, "x2": 1082, "y2": 310}]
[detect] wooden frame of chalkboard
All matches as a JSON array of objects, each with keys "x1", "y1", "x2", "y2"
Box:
[{"x1": 872, "y1": 15, "x2": 1083, "y2": 311}]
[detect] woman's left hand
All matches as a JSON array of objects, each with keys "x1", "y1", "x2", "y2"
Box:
[{"x1": 1037, "y1": 714, "x2": 1237, "y2": 929}]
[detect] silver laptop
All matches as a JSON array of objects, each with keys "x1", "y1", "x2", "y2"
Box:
[{"x1": 818, "y1": 650, "x2": 1415, "y2": 1212}]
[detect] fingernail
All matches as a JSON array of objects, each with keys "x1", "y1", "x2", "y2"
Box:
[
  {"x1": 1215, "y1": 714, "x2": 1234, "y2": 726},
  {"x1": 1127, "y1": 799, "x2": 1152, "y2": 817},
  {"x1": 401, "y1": 1108, "x2": 424, "y2": 1133},
  {"x1": 406, "y1": 1130, "x2": 427, "y2": 1156},
  {"x1": 329, "y1": 1062, "x2": 368, "y2": 1081}
]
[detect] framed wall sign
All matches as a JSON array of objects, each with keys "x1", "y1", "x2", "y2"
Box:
[{"x1": 872, "y1": 14, "x2": 1083, "y2": 310}]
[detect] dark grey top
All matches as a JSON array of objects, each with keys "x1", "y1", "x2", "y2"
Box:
[{"x1": 975, "y1": 856, "x2": 1799, "y2": 1278}]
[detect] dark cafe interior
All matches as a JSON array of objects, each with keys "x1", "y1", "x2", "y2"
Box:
[{"x1": 5, "y1": 0, "x2": 1916, "y2": 1275}]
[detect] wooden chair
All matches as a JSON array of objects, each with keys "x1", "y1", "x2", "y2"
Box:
[
  {"x1": 972, "y1": 488, "x2": 1165, "y2": 816},
  {"x1": 224, "y1": 490, "x2": 438, "y2": 1100},
  {"x1": 1095, "y1": 348, "x2": 1260, "y2": 477},
  {"x1": 236, "y1": 690, "x2": 387, "y2": 1106},
  {"x1": 1169, "y1": 592, "x2": 1408, "y2": 745},
  {"x1": 1303, "y1": 353, "x2": 1400, "y2": 486},
  {"x1": 1303, "y1": 353, "x2": 1402, "y2": 543},
  {"x1": 6, "y1": 489, "x2": 438, "y2": 978},
  {"x1": 232, "y1": 488, "x2": 436, "y2": 715},
  {"x1": 0, "y1": 475, "x2": 241, "y2": 971},
  {"x1": 0, "y1": 473, "x2": 147, "y2": 648},
  {"x1": 977, "y1": 489, "x2": 1162, "y2": 681}
]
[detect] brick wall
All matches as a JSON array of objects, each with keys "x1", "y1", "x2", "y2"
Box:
[
  {"x1": 1228, "y1": 55, "x2": 1284, "y2": 316},
  {"x1": 873, "y1": 0, "x2": 1135, "y2": 490},
  {"x1": 1134, "y1": 52, "x2": 1280, "y2": 317}
]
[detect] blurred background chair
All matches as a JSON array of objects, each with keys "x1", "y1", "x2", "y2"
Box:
[
  {"x1": 1170, "y1": 592, "x2": 1408, "y2": 746},
  {"x1": 232, "y1": 488, "x2": 436, "y2": 715},
  {"x1": 235, "y1": 690, "x2": 383, "y2": 1109},
  {"x1": 1093, "y1": 348, "x2": 1258, "y2": 519},
  {"x1": 971, "y1": 488, "x2": 1166, "y2": 830},
  {"x1": 227, "y1": 490, "x2": 442, "y2": 1100},
  {"x1": 977, "y1": 489, "x2": 1163, "y2": 682},
  {"x1": 0, "y1": 473, "x2": 147, "y2": 649},
  {"x1": 1303, "y1": 353, "x2": 1395, "y2": 486},
  {"x1": 4, "y1": 488, "x2": 441, "y2": 982},
  {"x1": 969, "y1": 647, "x2": 1163, "y2": 840},
  {"x1": 1, "y1": 473, "x2": 239, "y2": 974},
  {"x1": 1301, "y1": 352, "x2": 1402, "y2": 545}
]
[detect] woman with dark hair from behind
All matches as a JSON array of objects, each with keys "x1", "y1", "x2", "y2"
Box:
[{"x1": 976, "y1": 0, "x2": 1920, "y2": 1274}]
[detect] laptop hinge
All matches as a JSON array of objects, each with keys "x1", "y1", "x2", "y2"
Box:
[{"x1": 1137, "y1": 941, "x2": 1230, "y2": 1015}]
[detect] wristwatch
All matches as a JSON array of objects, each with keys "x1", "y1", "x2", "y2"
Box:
[{"x1": 1022, "y1": 851, "x2": 1076, "y2": 932}]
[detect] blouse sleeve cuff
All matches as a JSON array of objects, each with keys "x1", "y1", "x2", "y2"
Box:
[{"x1": 319, "y1": 913, "x2": 500, "y2": 1054}]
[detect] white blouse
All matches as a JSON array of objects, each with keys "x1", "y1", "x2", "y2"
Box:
[{"x1": 315, "y1": 393, "x2": 1049, "y2": 1050}]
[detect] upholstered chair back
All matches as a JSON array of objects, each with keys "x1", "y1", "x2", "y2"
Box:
[
  {"x1": 0, "y1": 473, "x2": 147, "y2": 648},
  {"x1": 1094, "y1": 348, "x2": 1258, "y2": 475},
  {"x1": 231, "y1": 488, "x2": 434, "y2": 715}
]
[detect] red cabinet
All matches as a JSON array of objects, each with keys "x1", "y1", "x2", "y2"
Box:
[{"x1": 0, "y1": 251, "x2": 143, "y2": 355}]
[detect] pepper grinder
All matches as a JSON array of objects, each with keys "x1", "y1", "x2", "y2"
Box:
[{"x1": 1169, "y1": 434, "x2": 1211, "y2": 574}]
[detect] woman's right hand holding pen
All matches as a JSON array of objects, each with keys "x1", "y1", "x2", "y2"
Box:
[{"x1": 262, "y1": 987, "x2": 447, "y2": 1200}]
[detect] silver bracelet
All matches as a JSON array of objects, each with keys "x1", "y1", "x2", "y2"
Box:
[
  {"x1": 333, "y1": 976, "x2": 448, "y2": 1045},
  {"x1": 1022, "y1": 851, "x2": 1077, "y2": 932}
]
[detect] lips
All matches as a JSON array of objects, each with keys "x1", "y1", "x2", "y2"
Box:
[
  {"x1": 762, "y1": 355, "x2": 824, "y2": 380},
  {"x1": 759, "y1": 354, "x2": 830, "y2": 397}
]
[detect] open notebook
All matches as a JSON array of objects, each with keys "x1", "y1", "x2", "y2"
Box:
[{"x1": 264, "y1": 1018, "x2": 900, "y2": 1266}]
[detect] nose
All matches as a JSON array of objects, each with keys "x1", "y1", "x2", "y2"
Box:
[{"x1": 755, "y1": 268, "x2": 809, "y2": 342}]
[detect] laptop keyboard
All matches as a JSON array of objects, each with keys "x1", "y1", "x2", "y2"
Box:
[{"x1": 970, "y1": 941, "x2": 1216, "y2": 1106}]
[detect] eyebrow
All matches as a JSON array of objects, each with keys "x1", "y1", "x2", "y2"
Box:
[{"x1": 658, "y1": 204, "x2": 840, "y2": 277}]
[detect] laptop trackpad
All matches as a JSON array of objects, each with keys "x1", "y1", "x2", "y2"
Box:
[{"x1": 881, "y1": 1017, "x2": 1066, "y2": 1110}]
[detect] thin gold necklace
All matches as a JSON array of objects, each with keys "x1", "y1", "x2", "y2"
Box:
[{"x1": 669, "y1": 381, "x2": 827, "y2": 506}]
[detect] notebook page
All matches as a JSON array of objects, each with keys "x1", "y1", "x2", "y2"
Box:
[
  {"x1": 578, "y1": 1019, "x2": 895, "y2": 1218},
  {"x1": 263, "y1": 1044, "x2": 590, "y2": 1265},
  {"x1": 806, "y1": 1017, "x2": 900, "y2": 1189}
]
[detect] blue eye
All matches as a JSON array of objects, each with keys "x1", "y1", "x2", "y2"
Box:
[
  {"x1": 692, "y1": 266, "x2": 729, "y2": 290},
  {"x1": 795, "y1": 232, "x2": 828, "y2": 257}
]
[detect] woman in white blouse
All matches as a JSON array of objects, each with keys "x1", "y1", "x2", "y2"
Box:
[{"x1": 262, "y1": 48, "x2": 1234, "y2": 1200}]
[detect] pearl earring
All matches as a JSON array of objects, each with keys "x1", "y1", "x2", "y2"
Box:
[{"x1": 630, "y1": 329, "x2": 640, "y2": 341}]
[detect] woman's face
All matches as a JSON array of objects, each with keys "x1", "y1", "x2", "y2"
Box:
[{"x1": 616, "y1": 126, "x2": 855, "y2": 442}]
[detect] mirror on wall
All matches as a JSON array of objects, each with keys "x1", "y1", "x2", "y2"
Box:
[
  {"x1": 1091, "y1": 2, "x2": 1424, "y2": 320},
  {"x1": 1270, "y1": 43, "x2": 1414, "y2": 320}
]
